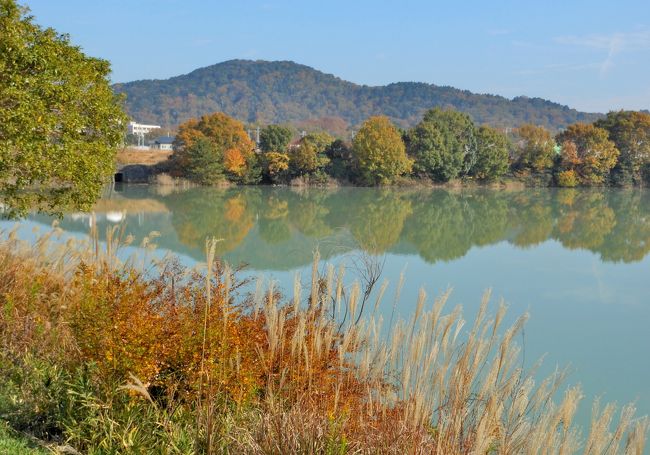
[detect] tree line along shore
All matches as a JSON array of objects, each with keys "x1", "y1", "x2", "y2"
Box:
[
  {"x1": 162, "y1": 109, "x2": 650, "y2": 189},
  {"x1": 3, "y1": 0, "x2": 650, "y2": 452}
]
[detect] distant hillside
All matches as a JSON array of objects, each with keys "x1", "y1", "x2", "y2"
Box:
[{"x1": 113, "y1": 60, "x2": 601, "y2": 132}]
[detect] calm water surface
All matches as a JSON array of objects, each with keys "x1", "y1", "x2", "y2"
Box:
[{"x1": 5, "y1": 185, "x2": 650, "y2": 424}]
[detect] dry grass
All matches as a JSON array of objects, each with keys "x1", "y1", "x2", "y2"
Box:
[
  {"x1": 0, "y1": 223, "x2": 647, "y2": 454},
  {"x1": 116, "y1": 148, "x2": 173, "y2": 165},
  {"x1": 149, "y1": 173, "x2": 202, "y2": 195}
]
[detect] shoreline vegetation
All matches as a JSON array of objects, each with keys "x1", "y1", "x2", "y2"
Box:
[
  {"x1": 2, "y1": 2, "x2": 650, "y2": 453},
  {"x1": 0, "y1": 225, "x2": 648, "y2": 453},
  {"x1": 139, "y1": 109, "x2": 650, "y2": 190}
]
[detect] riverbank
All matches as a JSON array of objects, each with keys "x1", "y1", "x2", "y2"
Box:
[
  {"x1": 0, "y1": 224, "x2": 647, "y2": 453},
  {"x1": 115, "y1": 161, "x2": 627, "y2": 190},
  {"x1": 115, "y1": 149, "x2": 643, "y2": 190}
]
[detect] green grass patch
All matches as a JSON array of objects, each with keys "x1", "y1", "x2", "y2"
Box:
[{"x1": 0, "y1": 421, "x2": 46, "y2": 454}]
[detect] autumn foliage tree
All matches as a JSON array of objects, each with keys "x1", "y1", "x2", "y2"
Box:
[
  {"x1": 160, "y1": 107, "x2": 650, "y2": 188},
  {"x1": 555, "y1": 141, "x2": 580, "y2": 187},
  {"x1": 512, "y1": 124, "x2": 556, "y2": 173},
  {"x1": 556, "y1": 123, "x2": 619, "y2": 185},
  {"x1": 263, "y1": 151, "x2": 290, "y2": 182},
  {"x1": 172, "y1": 112, "x2": 255, "y2": 182},
  {"x1": 352, "y1": 116, "x2": 412, "y2": 185}
]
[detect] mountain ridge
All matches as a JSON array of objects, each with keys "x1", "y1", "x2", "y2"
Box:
[{"x1": 113, "y1": 59, "x2": 602, "y2": 132}]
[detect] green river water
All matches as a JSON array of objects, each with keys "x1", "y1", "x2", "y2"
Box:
[{"x1": 5, "y1": 184, "x2": 650, "y2": 426}]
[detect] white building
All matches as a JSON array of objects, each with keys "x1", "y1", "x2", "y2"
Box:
[
  {"x1": 153, "y1": 136, "x2": 174, "y2": 151},
  {"x1": 127, "y1": 121, "x2": 161, "y2": 135}
]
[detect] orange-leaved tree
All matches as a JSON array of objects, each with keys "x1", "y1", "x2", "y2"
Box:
[
  {"x1": 173, "y1": 112, "x2": 255, "y2": 182},
  {"x1": 556, "y1": 123, "x2": 619, "y2": 185}
]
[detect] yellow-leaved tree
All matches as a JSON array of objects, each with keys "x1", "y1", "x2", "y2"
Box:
[
  {"x1": 512, "y1": 124, "x2": 556, "y2": 173},
  {"x1": 352, "y1": 116, "x2": 411, "y2": 185}
]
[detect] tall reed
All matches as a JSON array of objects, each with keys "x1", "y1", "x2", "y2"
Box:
[{"x1": 0, "y1": 223, "x2": 647, "y2": 454}]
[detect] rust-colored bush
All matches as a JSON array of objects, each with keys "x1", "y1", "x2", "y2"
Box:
[{"x1": 1, "y1": 226, "x2": 648, "y2": 453}]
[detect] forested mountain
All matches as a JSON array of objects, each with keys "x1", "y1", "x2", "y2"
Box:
[{"x1": 113, "y1": 60, "x2": 601, "y2": 132}]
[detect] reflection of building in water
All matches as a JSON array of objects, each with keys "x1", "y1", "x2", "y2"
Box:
[
  {"x1": 106, "y1": 212, "x2": 125, "y2": 223},
  {"x1": 69, "y1": 213, "x2": 93, "y2": 228},
  {"x1": 69, "y1": 211, "x2": 128, "y2": 227}
]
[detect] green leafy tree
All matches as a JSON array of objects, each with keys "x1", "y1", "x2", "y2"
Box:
[
  {"x1": 352, "y1": 116, "x2": 412, "y2": 185},
  {"x1": 473, "y1": 126, "x2": 510, "y2": 180},
  {"x1": 184, "y1": 137, "x2": 225, "y2": 185},
  {"x1": 556, "y1": 123, "x2": 619, "y2": 185},
  {"x1": 595, "y1": 111, "x2": 650, "y2": 185},
  {"x1": 289, "y1": 141, "x2": 321, "y2": 175},
  {"x1": 402, "y1": 191, "x2": 510, "y2": 263},
  {"x1": 301, "y1": 132, "x2": 335, "y2": 154},
  {"x1": 325, "y1": 139, "x2": 354, "y2": 180},
  {"x1": 288, "y1": 132, "x2": 334, "y2": 176},
  {"x1": 0, "y1": 0, "x2": 127, "y2": 216},
  {"x1": 259, "y1": 124, "x2": 293, "y2": 153},
  {"x1": 406, "y1": 122, "x2": 447, "y2": 180},
  {"x1": 239, "y1": 152, "x2": 263, "y2": 184},
  {"x1": 347, "y1": 190, "x2": 412, "y2": 254},
  {"x1": 124, "y1": 133, "x2": 139, "y2": 146},
  {"x1": 596, "y1": 191, "x2": 650, "y2": 262},
  {"x1": 325, "y1": 139, "x2": 352, "y2": 161},
  {"x1": 407, "y1": 108, "x2": 478, "y2": 181}
]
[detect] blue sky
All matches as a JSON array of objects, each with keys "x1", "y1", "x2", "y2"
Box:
[{"x1": 24, "y1": 0, "x2": 650, "y2": 113}]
